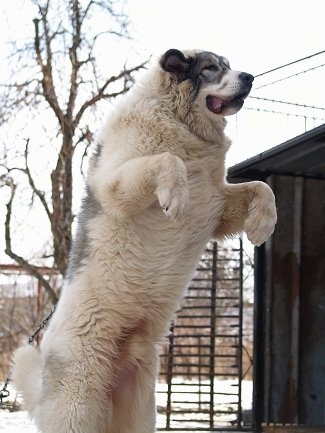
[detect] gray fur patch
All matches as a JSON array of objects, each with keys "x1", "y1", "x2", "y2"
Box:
[
  {"x1": 67, "y1": 184, "x2": 102, "y2": 280},
  {"x1": 190, "y1": 51, "x2": 230, "y2": 97},
  {"x1": 91, "y1": 142, "x2": 103, "y2": 167},
  {"x1": 160, "y1": 49, "x2": 230, "y2": 85}
]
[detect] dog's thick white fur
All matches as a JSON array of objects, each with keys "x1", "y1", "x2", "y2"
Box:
[{"x1": 12, "y1": 49, "x2": 277, "y2": 433}]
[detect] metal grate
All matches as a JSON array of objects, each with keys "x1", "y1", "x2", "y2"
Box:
[{"x1": 157, "y1": 240, "x2": 250, "y2": 431}]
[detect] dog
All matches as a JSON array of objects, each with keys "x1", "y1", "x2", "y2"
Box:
[{"x1": 12, "y1": 48, "x2": 277, "y2": 433}]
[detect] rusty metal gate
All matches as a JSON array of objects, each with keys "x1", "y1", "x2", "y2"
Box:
[{"x1": 156, "y1": 239, "x2": 252, "y2": 431}]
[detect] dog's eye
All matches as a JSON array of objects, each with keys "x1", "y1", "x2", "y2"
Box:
[{"x1": 204, "y1": 65, "x2": 218, "y2": 72}]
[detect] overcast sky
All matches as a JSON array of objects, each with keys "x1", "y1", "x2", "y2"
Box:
[
  {"x1": 1, "y1": 0, "x2": 324, "y2": 164},
  {"x1": 127, "y1": 0, "x2": 325, "y2": 74},
  {"x1": 0, "y1": 0, "x2": 324, "y2": 262}
]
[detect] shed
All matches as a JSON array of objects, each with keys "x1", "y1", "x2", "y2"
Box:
[{"x1": 228, "y1": 124, "x2": 325, "y2": 432}]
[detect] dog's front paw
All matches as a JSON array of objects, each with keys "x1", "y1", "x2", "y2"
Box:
[
  {"x1": 244, "y1": 185, "x2": 277, "y2": 246},
  {"x1": 156, "y1": 153, "x2": 189, "y2": 220},
  {"x1": 157, "y1": 183, "x2": 189, "y2": 219}
]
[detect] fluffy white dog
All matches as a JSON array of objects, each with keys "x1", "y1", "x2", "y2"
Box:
[{"x1": 12, "y1": 49, "x2": 277, "y2": 433}]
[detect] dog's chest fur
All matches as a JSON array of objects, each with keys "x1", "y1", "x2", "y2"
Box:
[
  {"x1": 61, "y1": 64, "x2": 231, "y2": 336},
  {"x1": 75, "y1": 155, "x2": 224, "y2": 331}
]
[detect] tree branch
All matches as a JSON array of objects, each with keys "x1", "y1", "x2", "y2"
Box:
[
  {"x1": 74, "y1": 59, "x2": 149, "y2": 127},
  {"x1": 23, "y1": 138, "x2": 52, "y2": 221},
  {"x1": 33, "y1": 14, "x2": 64, "y2": 130},
  {"x1": 3, "y1": 177, "x2": 58, "y2": 304},
  {"x1": 67, "y1": 0, "x2": 82, "y2": 121}
]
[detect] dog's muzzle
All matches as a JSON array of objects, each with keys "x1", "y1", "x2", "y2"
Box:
[{"x1": 206, "y1": 72, "x2": 254, "y2": 116}]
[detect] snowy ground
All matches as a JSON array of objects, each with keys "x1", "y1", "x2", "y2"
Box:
[
  {"x1": 0, "y1": 381, "x2": 253, "y2": 432},
  {"x1": 0, "y1": 409, "x2": 36, "y2": 433}
]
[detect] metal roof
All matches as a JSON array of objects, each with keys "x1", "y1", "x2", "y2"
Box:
[{"x1": 227, "y1": 123, "x2": 325, "y2": 182}]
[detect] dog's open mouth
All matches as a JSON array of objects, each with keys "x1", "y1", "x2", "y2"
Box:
[{"x1": 206, "y1": 91, "x2": 249, "y2": 116}]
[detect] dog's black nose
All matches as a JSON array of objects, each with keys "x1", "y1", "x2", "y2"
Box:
[{"x1": 239, "y1": 72, "x2": 254, "y2": 83}]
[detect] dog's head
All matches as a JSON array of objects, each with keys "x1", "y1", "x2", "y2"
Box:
[{"x1": 160, "y1": 49, "x2": 253, "y2": 117}]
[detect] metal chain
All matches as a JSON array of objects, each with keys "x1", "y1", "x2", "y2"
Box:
[
  {"x1": 0, "y1": 376, "x2": 10, "y2": 404},
  {"x1": 0, "y1": 303, "x2": 57, "y2": 405},
  {"x1": 27, "y1": 303, "x2": 57, "y2": 344}
]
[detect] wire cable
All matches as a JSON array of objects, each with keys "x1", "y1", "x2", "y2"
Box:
[
  {"x1": 244, "y1": 106, "x2": 325, "y2": 121},
  {"x1": 253, "y1": 63, "x2": 325, "y2": 90},
  {"x1": 248, "y1": 96, "x2": 325, "y2": 111},
  {"x1": 255, "y1": 49, "x2": 325, "y2": 78}
]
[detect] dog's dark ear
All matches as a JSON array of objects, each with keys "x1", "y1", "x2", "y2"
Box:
[{"x1": 160, "y1": 49, "x2": 192, "y2": 75}]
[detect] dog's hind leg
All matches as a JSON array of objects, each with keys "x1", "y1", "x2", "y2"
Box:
[
  {"x1": 109, "y1": 334, "x2": 160, "y2": 433},
  {"x1": 33, "y1": 347, "x2": 114, "y2": 433}
]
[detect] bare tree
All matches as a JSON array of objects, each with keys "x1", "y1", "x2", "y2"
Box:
[{"x1": 0, "y1": 0, "x2": 148, "y2": 303}]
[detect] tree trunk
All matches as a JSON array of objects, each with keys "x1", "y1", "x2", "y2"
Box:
[{"x1": 51, "y1": 130, "x2": 74, "y2": 275}]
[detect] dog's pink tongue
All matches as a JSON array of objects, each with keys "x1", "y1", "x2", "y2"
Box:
[{"x1": 210, "y1": 96, "x2": 225, "y2": 111}]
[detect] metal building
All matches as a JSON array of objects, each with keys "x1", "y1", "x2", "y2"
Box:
[{"x1": 228, "y1": 124, "x2": 325, "y2": 432}]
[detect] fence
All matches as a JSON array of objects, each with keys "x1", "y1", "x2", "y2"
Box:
[{"x1": 157, "y1": 240, "x2": 254, "y2": 431}]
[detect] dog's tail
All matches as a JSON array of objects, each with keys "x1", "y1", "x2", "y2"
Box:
[{"x1": 11, "y1": 344, "x2": 42, "y2": 416}]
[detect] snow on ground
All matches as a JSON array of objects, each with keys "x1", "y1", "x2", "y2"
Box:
[
  {"x1": 0, "y1": 381, "x2": 253, "y2": 432},
  {"x1": 0, "y1": 409, "x2": 36, "y2": 433},
  {"x1": 0, "y1": 385, "x2": 36, "y2": 432}
]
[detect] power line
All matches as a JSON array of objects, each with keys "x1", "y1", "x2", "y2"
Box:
[
  {"x1": 253, "y1": 63, "x2": 325, "y2": 90},
  {"x1": 255, "y1": 49, "x2": 325, "y2": 77},
  {"x1": 244, "y1": 106, "x2": 325, "y2": 121},
  {"x1": 248, "y1": 96, "x2": 325, "y2": 111}
]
